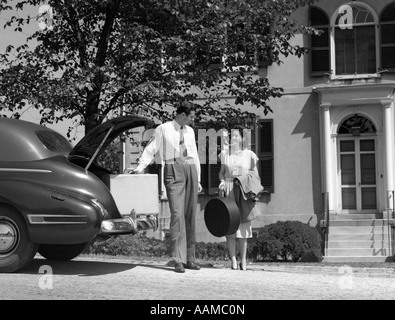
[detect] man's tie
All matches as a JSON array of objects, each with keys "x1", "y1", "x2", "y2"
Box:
[{"x1": 177, "y1": 126, "x2": 188, "y2": 163}]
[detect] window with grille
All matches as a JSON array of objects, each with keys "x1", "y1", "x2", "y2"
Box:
[
  {"x1": 334, "y1": 4, "x2": 377, "y2": 76},
  {"x1": 197, "y1": 123, "x2": 261, "y2": 195}
]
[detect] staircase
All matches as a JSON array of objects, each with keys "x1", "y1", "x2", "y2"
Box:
[{"x1": 323, "y1": 214, "x2": 395, "y2": 263}]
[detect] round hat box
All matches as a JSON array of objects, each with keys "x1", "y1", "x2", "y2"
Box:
[{"x1": 204, "y1": 197, "x2": 240, "y2": 237}]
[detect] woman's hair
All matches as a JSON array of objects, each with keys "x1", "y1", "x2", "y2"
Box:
[{"x1": 230, "y1": 125, "x2": 250, "y2": 149}]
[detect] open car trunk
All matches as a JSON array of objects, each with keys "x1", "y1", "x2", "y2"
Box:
[{"x1": 68, "y1": 115, "x2": 160, "y2": 234}]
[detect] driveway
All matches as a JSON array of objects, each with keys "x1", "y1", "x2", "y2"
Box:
[{"x1": 0, "y1": 255, "x2": 394, "y2": 302}]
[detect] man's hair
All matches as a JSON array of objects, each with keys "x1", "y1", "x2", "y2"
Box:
[{"x1": 176, "y1": 101, "x2": 195, "y2": 116}]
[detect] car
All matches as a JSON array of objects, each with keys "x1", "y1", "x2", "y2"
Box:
[{"x1": 0, "y1": 115, "x2": 158, "y2": 272}]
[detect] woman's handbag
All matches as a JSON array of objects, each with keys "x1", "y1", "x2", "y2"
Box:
[{"x1": 204, "y1": 189, "x2": 240, "y2": 237}]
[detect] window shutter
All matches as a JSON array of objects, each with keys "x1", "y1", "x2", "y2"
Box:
[
  {"x1": 200, "y1": 164, "x2": 208, "y2": 190},
  {"x1": 310, "y1": 6, "x2": 330, "y2": 76},
  {"x1": 381, "y1": 3, "x2": 395, "y2": 71},
  {"x1": 258, "y1": 120, "x2": 274, "y2": 193},
  {"x1": 209, "y1": 163, "x2": 221, "y2": 194}
]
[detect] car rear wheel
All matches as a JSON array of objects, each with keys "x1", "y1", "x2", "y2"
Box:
[
  {"x1": 38, "y1": 243, "x2": 88, "y2": 261},
  {"x1": 0, "y1": 207, "x2": 39, "y2": 273}
]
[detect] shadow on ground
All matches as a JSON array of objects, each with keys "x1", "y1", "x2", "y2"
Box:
[{"x1": 19, "y1": 257, "x2": 177, "y2": 276}]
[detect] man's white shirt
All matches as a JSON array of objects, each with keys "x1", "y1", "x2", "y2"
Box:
[{"x1": 136, "y1": 120, "x2": 201, "y2": 183}]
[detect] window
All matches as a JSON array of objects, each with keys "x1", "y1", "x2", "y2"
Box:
[
  {"x1": 310, "y1": 3, "x2": 386, "y2": 78},
  {"x1": 310, "y1": 6, "x2": 330, "y2": 75},
  {"x1": 190, "y1": 24, "x2": 271, "y2": 72},
  {"x1": 338, "y1": 114, "x2": 376, "y2": 135},
  {"x1": 197, "y1": 123, "x2": 258, "y2": 195},
  {"x1": 222, "y1": 21, "x2": 259, "y2": 72},
  {"x1": 36, "y1": 130, "x2": 72, "y2": 153},
  {"x1": 381, "y1": 2, "x2": 395, "y2": 70},
  {"x1": 332, "y1": 3, "x2": 378, "y2": 76},
  {"x1": 258, "y1": 120, "x2": 274, "y2": 193},
  {"x1": 199, "y1": 133, "x2": 222, "y2": 195},
  {"x1": 199, "y1": 121, "x2": 274, "y2": 194}
]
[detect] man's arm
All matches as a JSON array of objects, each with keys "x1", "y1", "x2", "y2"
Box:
[
  {"x1": 190, "y1": 129, "x2": 203, "y2": 192},
  {"x1": 132, "y1": 126, "x2": 163, "y2": 174}
]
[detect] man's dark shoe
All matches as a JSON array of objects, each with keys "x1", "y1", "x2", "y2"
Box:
[
  {"x1": 184, "y1": 261, "x2": 201, "y2": 270},
  {"x1": 174, "y1": 262, "x2": 185, "y2": 273}
]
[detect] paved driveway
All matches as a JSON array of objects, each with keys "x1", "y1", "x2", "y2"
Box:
[{"x1": 0, "y1": 255, "x2": 394, "y2": 302}]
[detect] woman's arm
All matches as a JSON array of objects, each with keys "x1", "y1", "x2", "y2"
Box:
[
  {"x1": 250, "y1": 152, "x2": 259, "y2": 174},
  {"x1": 219, "y1": 164, "x2": 226, "y2": 182}
]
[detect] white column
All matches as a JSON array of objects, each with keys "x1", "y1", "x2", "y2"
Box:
[
  {"x1": 383, "y1": 101, "x2": 394, "y2": 212},
  {"x1": 322, "y1": 103, "x2": 333, "y2": 211}
]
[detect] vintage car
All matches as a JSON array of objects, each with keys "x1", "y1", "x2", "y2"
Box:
[{"x1": 0, "y1": 115, "x2": 158, "y2": 272}]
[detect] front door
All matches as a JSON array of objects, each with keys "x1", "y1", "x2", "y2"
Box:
[{"x1": 339, "y1": 138, "x2": 378, "y2": 213}]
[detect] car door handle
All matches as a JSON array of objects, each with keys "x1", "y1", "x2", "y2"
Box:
[{"x1": 51, "y1": 194, "x2": 65, "y2": 201}]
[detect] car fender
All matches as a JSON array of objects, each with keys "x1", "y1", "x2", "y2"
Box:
[{"x1": 0, "y1": 180, "x2": 104, "y2": 244}]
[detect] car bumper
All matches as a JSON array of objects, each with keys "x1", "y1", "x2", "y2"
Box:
[{"x1": 99, "y1": 214, "x2": 158, "y2": 235}]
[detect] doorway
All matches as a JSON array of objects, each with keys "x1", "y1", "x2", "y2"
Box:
[{"x1": 337, "y1": 114, "x2": 378, "y2": 213}]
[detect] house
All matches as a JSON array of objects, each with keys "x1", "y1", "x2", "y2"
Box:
[{"x1": 123, "y1": 0, "x2": 395, "y2": 262}]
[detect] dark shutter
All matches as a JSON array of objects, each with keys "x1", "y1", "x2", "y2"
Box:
[
  {"x1": 310, "y1": 6, "x2": 330, "y2": 75},
  {"x1": 258, "y1": 120, "x2": 274, "y2": 193},
  {"x1": 200, "y1": 164, "x2": 208, "y2": 189},
  {"x1": 381, "y1": 3, "x2": 395, "y2": 71},
  {"x1": 209, "y1": 163, "x2": 221, "y2": 194}
]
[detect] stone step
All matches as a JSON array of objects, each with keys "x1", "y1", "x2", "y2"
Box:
[
  {"x1": 326, "y1": 248, "x2": 388, "y2": 256},
  {"x1": 328, "y1": 226, "x2": 388, "y2": 234},
  {"x1": 323, "y1": 256, "x2": 394, "y2": 263},
  {"x1": 328, "y1": 233, "x2": 390, "y2": 241},
  {"x1": 327, "y1": 241, "x2": 388, "y2": 249},
  {"x1": 329, "y1": 219, "x2": 390, "y2": 227},
  {"x1": 329, "y1": 214, "x2": 382, "y2": 220}
]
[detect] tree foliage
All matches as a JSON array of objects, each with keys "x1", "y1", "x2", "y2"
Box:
[{"x1": 0, "y1": 0, "x2": 318, "y2": 136}]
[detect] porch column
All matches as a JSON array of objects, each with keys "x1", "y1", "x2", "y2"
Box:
[
  {"x1": 383, "y1": 100, "x2": 395, "y2": 213},
  {"x1": 322, "y1": 103, "x2": 333, "y2": 212}
]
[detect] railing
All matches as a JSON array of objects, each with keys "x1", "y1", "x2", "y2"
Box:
[
  {"x1": 387, "y1": 191, "x2": 394, "y2": 257},
  {"x1": 321, "y1": 192, "x2": 329, "y2": 255}
]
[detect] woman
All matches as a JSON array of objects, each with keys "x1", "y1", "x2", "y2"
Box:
[{"x1": 218, "y1": 126, "x2": 263, "y2": 270}]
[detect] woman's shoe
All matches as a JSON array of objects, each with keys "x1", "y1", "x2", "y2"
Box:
[
  {"x1": 231, "y1": 264, "x2": 238, "y2": 270},
  {"x1": 239, "y1": 262, "x2": 247, "y2": 271}
]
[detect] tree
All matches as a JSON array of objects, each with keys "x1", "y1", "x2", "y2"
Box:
[{"x1": 0, "y1": 0, "x2": 318, "y2": 137}]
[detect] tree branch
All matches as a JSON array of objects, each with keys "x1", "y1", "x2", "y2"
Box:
[{"x1": 63, "y1": 0, "x2": 88, "y2": 68}]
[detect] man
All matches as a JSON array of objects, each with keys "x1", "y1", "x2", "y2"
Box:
[{"x1": 131, "y1": 102, "x2": 202, "y2": 273}]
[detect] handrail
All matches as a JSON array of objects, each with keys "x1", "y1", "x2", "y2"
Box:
[
  {"x1": 321, "y1": 192, "x2": 329, "y2": 255},
  {"x1": 390, "y1": 191, "x2": 394, "y2": 257},
  {"x1": 386, "y1": 190, "x2": 394, "y2": 257},
  {"x1": 324, "y1": 192, "x2": 329, "y2": 253},
  {"x1": 392, "y1": 190, "x2": 394, "y2": 257}
]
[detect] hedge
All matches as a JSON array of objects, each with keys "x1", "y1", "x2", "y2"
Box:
[
  {"x1": 84, "y1": 220, "x2": 323, "y2": 263},
  {"x1": 254, "y1": 220, "x2": 323, "y2": 262}
]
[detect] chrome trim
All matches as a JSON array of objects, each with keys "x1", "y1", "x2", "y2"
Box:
[
  {"x1": 0, "y1": 168, "x2": 52, "y2": 173},
  {"x1": 27, "y1": 214, "x2": 87, "y2": 225},
  {"x1": 0, "y1": 219, "x2": 19, "y2": 254},
  {"x1": 91, "y1": 199, "x2": 109, "y2": 219},
  {"x1": 100, "y1": 214, "x2": 158, "y2": 235}
]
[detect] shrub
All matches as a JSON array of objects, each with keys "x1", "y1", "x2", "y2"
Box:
[
  {"x1": 84, "y1": 234, "x2": 231, "y2": 261},
  {"x1": 84, "y1": 233, "x2": 171, "y2": 258},
  {"x1": 195, "y1": 242, "x2": 229, "y2": 261},
  {"x1": 255, "y1": 221, "x2": 323, "y2": 262},
  {"x1": 300, "y1": 248, "x2": 323, "y2": 263}
]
